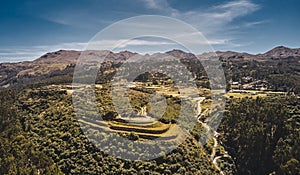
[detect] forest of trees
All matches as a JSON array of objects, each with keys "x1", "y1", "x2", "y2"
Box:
[
  {"x1": 0, "y1": 89, "x2": 221, "y2": 174},
  {"x1": 0, "y1": 90, "x2": 63, "y2": 175},
  {"x1": 219, "y1": 96, "x2": 300, "y2": 174},
  {"x1": 1, "y1": 86, "x2": 299, "y2": 174}
]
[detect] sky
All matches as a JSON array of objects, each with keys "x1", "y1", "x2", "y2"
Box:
[{"x1": 0, "y1": 0, "x2": 299, "y2": 62}]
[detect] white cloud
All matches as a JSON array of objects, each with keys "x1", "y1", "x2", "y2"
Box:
[
  {"x1": 142, "y1": 0, "x2": 177, "y2": 13},
  {"x1": 41, "y1": 0, "x2": 262, "y2": 51},
  {"x1": 88, "y1": 39, "x2": 175, "y2": 49},
  {"x1": 140, "y1": 0, "x2": 261, "y2": 49},
  {"x1": 143, "y1": 0, "x2": 167, "y2": 10},
  {"x1": 142, "y1": 0, "x2": 259, "y2": 23},
  {"x1": 117, "y1": 39, "x2": 175, "y2": 48},
  {"x1": 0, "y1": 42, "x2": 88, "y2": 62},
  {"x1": 243, "y1": 20, "x2": 269, "y2": 27}
]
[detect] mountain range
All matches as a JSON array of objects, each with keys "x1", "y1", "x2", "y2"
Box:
[{"x1": 0, "y1": 46, "x2": 299, "y2": 90}]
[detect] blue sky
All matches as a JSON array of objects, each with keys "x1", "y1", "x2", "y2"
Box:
[{"x1": 0, "y1": 0, "x2": 299, "y2": 62}]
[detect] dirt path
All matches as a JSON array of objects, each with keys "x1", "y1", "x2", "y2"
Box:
[{"x1": 194, "y1": 97, "x2": 230, "y2": 175}]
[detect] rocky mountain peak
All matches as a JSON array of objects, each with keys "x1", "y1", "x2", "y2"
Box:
[
  {"x1": 259, "y1": 46, "x2": 300, "y2": 58},
  {"x1": 166, "y1": 49, "x2": 196, "y2": 59}
]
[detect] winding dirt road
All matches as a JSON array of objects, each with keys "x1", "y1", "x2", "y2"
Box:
[{"x1": 194, "y1": 97, "x2": 231, "y2": 175}]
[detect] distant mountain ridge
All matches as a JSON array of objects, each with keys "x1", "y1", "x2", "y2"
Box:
[
  {"x1": 202, "y1": 46, "x2": 300, "y2": 59},
  {"x1": 9, "y1": 46, "x2": 300, "y2": 65},
  {"x1": 0, "y1": 46, "x2": 299, "y2": 89},
  {"x1": 258, "y1": 46, "x2": 300, "y2": 58}
]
